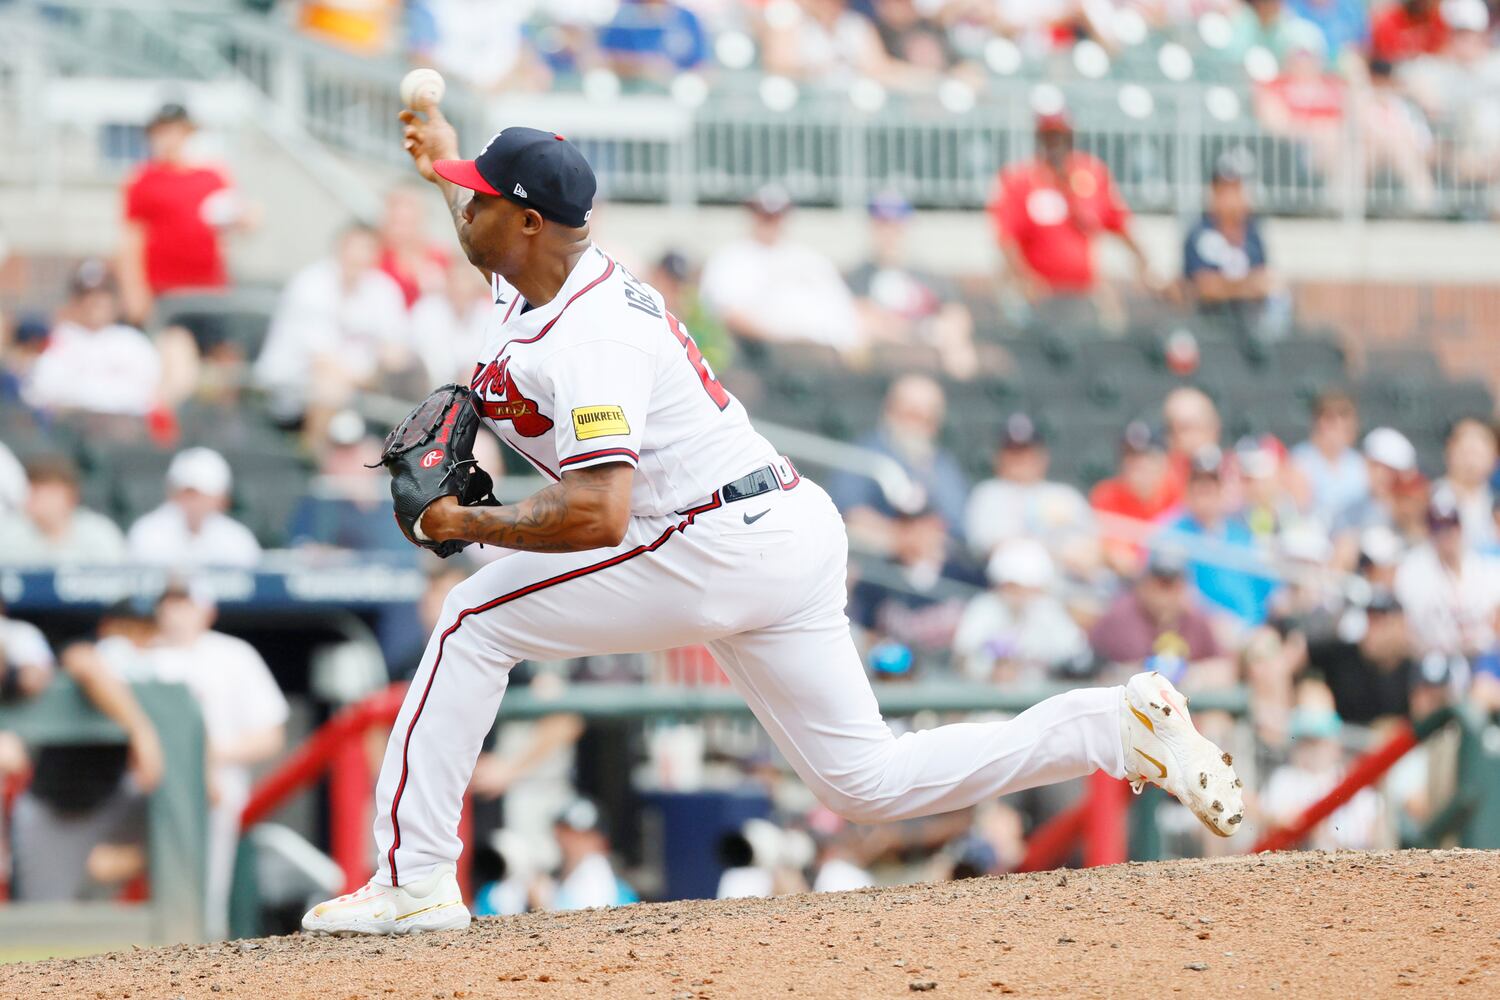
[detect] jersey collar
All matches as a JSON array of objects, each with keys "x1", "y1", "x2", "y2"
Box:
[{"x1": 501, "y1": 244, "x2": 605, "y2": 334}]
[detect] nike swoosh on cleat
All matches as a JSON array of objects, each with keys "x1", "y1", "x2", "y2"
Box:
[
  {"x1": 743, "y1": 509, "x2": 771, "y2": 524},
  {"x1": 1135, "y1": 748, "x2": 1167, "y2": 779},
  {"x1": 1128, "y1": 704, "x2": 1155, "y2": 733}
]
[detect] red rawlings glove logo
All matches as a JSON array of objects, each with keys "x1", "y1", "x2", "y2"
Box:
[{"x1": 420, "y1": 448, "x2": 445, "y2": 468}]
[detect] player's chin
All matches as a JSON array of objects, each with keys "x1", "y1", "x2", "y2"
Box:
[{"x1": 457, "y1": 233, "x2": 488, "y2": 271}]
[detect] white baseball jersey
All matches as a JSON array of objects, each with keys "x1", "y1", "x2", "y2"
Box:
[
  {"x1": 471, "y1": 245, "x2": 779, "y2": 515},
  {"x1": 367, "y1": 246, "x2": 1135, "y2": 893}
]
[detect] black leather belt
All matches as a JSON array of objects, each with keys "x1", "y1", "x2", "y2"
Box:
[{"x1": 721, "y1": 457, "x2": 799, "y2": 504}]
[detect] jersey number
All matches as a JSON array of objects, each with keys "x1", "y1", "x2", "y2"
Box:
[{"x1": 667, "y1": 312, "x2": 730, "y2": 411}]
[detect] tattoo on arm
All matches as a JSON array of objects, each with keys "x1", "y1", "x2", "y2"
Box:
[
  {"x1": 443, "y1": 184, "x2": 469, "y2": 236},
  {"x1": 454, "y1": 467, "x2": 627, "y2": 553}
]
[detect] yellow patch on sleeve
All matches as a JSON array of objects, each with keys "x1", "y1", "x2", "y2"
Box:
[{"x1": 571, "y1": 405, "x2": 631, "y2": 441}]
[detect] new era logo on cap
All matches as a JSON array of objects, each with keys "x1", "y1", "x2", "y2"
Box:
[{"x1": 431, "y1": 126, "x2": 596, "y2": 228}]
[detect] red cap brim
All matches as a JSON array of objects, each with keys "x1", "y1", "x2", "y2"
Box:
[{"x1": 432, "y1": 159, "x2": 501, "y2": 196}]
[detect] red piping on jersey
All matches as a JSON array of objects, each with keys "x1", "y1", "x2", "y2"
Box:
[
  {"x1": 498, "y1": 254, "x2": 614, "y2": 353},
  {"x1": 501, "y1": 295, "x2": 521, "y2": 323},
  {"x1": 558, "y1": 447, "x2": 639, "y2": 469},
  {"x1": 385, "y1": 490, "x2": 724, "y2": 886}
]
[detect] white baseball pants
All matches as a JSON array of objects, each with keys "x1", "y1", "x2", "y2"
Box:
[{"x1": 373, "y1": 473, "x2": 1127, "y2": 887}]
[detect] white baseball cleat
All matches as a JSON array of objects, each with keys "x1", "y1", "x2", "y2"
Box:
[
  {"x1": 1120, "y1": 671, "x2": 1245, "y2": 837},
  {"x1": 301, "y1": 864, "x2": 471, "y2": 936}
]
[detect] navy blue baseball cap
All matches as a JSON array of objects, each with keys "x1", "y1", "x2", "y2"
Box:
[{"x1": 434, "y1": 127, "x2": 596, "y2": 228}]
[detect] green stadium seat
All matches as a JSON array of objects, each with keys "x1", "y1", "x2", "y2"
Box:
[
  {"x1": 1078, "y1": 339, "x2": 1154, "y2": 379},
  {"x1": 179, "y1": 399, "x2": 296, "y2": 454},
  {"x1": 1356, "y1": 375, "x2": 1439, "y2": 431},
  {"x1": 101, "y1": 444, "x2": 175, "y2": 527},
  {"x1": 155, "y1": 288, "x2": 280, "y2": 361},
  {"x1": 1363, "y1": 345, "x2": 1441, "y2": 379},
  {"x1": 221, "y1": 446, "x2": 314, "y2": 548},
  {"x1": 1436, "y1": 379, "x2": 1494, "y2": 429},
  {"x1": 1270, "y1": 337, "x2": 1347, "y2": 381}
]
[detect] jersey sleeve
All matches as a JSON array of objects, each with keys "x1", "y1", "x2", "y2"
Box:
[
  {"x1": 1183, "y1": 223, "x2": 1211, "y2": 278},
  {"x1": 544, "y1": 341, "x2": 653, "y2": 473},
  {"x1": 1097, "y1": 165, "x2": 1131, "y2": 234},
  {"x1": 4, "y1": 621, "x2": 55, "y2": 674},
  {"x1": 123, "y1": 170, "x2": 148, "y2": 222},
  {"x1": 231, "y1": 637, "x2": 290, "y2": 733},
  {"x1": 987, "y1": 171, "x2": 1027, "y2": 243}
]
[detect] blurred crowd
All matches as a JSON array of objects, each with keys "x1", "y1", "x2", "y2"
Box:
[
  {"x1": 1, "y1": 73, "x2": 1497, "y2": 930},
  {"x1": 277, "y1": 0, "x2": 1500, "y2": 209}
]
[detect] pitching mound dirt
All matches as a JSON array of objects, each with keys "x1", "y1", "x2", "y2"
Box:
[{"x1": 4, "y1": 849, "x2": 1497, "y2": 999}]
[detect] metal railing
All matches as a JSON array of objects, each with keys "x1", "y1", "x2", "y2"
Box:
[
  {"x1": 0, "y1": 0, "x2": 381, "y2": 219},
  {"x1": 2, "y1": 1, "x2": 1492, "y2": 221}
]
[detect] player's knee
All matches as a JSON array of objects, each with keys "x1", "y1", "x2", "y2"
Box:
[
  {"x1": 810, "y1": 769, "x2": 901, "y2": 824},
  {"x1": 819, "y1": 789, "x2": 899, "y2": 825}
]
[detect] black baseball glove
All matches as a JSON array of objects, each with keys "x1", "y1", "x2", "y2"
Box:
[{"x1": 376, "y1": 384, "x2": 499, "y2": 558}]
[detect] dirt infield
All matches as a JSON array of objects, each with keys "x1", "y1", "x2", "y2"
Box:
[{"x1": 3, "y1": 849, "x2": 1497, "y2": 999}]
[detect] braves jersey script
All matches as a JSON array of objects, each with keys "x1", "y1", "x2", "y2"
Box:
[{"x1": 470, "y1": 245, "x2": 778, "y2": 516}]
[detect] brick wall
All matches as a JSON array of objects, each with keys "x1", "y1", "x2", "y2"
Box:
[{"x1": 1295, "y1": 282, "x2": 1500, "y2": 389}]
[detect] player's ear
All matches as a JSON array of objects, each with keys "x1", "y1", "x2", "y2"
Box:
[{"x1": 521, "y1": 208, "x2": 546, "y2": 235}]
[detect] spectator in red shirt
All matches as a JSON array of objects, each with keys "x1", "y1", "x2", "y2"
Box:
[
  {"x1": 987, "y1": 109, "x2": 1159, "y2": 328},
  {"x1": 1370, "y1": 0, "x2": 1449, "y2": 62},
  {"x1": 1254, "y1": 24, "x2": 1353, "y2": 199},
  {"x1": 1090, "y1": 420, "x2": 1178, "y2": 576},
  {"x1": 377, "y1": 183, "x2": 448, "y2": 308},
  {"x1": 117, "y1": 104, "x2": 251, "y2": 325}
]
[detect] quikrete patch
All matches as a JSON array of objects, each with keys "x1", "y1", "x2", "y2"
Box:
[{"x1": 572, "y1": 405, "x2": 631, "y2": 440}]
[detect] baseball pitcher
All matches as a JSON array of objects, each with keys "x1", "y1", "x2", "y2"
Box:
[{"x1": 302, "y1": 103, "x2": 1244, "y2": 935}]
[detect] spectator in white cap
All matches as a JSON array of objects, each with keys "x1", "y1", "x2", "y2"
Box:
[
  {"x1": 1357, "y1": 523, "x2": 1407, "y2": 590},
  {"x1": 1433, "y1": 417, "x2": 1496, "y2": 548},
  {"x1": 963, "y1": 413, "x2": 1098, "y2": 581},
  {"x1": 125, "y1": 447, "x2": 261, "y2": 568},
  {"x1": 953, "y1": 538, "x2": 1088, "y2": 684},
  {"x1": 1332, "y1": 426, "x2": 1418, "y2": 567}
]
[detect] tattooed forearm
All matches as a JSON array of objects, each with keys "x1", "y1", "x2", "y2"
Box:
[
  {"x1": 459, "y1": 482, "x2": 578, "y2": 552},
  {"x1": 446, "y1": 465, "x2": 632, "y2": 553},
  {"x1": 444, "y1": 186, "x2": 468, "y2": 235}
]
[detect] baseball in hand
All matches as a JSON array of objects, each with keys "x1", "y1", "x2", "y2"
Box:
[{"x1": 400, "y1": 68, "x2": 446, "y2": 109}]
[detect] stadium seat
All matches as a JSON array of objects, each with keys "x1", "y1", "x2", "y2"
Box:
[
  {"x1": 1078, "y1": 338, "x2": 1154, "y2": 379},
  {"x1": 97, "y1": 443, "x2": 176, "y2": 527},
  {"x1": 224, "y1": 446, "x2": 314, "y2": 548},
  {"x1": 154, "y1": 288, "x2": 280, "y2": 361},
  {"x1": 1436, "y1": 379, "x2": 1495, "y2": 429},
  {"x1": 1270, "y1": 337, "x2": 1347, "y2": 381},
  {"x1": 1362, "y1": 344, "x2": 1442, "y2": 380},
  {"x1": 0, "y1": 405, "x2": 75, "y2": 463},
  {"x1": 942, "y1": 376, "x2": 1024, "y2": 424},
  {"x1": 179, "y1": 399, "x2": 297, "y2": 454},
  {"x1": 1356, "y1": 374, "x2": 1439, "y2": 431}
]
